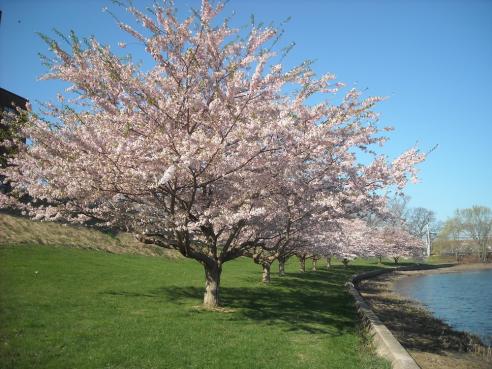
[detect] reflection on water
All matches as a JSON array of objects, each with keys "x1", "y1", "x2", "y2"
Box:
[{"x1": 395, "y1": 269, "x2": 492, "y2": 346}]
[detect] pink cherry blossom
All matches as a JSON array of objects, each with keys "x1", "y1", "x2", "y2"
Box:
[{"x1": 1, "y1": 0, "x2": 425, "y2": 306}]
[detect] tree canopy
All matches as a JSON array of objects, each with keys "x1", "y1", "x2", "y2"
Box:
[{"x1": 0, "y1": 0, "x2": 425, "y2": 306}]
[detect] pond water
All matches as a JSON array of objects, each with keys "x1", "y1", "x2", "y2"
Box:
[{"x1": 395, "y1": 269, "x2": 492, "y2": 346}]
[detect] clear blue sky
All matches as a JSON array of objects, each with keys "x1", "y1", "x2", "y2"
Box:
[{"x1": 1, "y1": 0, "x2": 491, "y2": 221}]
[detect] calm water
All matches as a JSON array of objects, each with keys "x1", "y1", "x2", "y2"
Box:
[{"x1": 395, "y1": 269, "x2": 492, "y2": 346}]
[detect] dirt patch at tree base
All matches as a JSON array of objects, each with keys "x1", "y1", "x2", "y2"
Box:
[{"x1": 358, "y1": 267, "x2": 491, "y2": 369}]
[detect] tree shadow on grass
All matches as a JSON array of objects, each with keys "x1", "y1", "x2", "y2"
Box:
[
  {"x1": 104, "y1": 264, "x2": 386, "y2": 336},
  {"x1": 157, "y1": 278, "x2": 354, "y2": 335},
  {"x1": 166, "y1": 286, "x2": 352, "y2": 334}
]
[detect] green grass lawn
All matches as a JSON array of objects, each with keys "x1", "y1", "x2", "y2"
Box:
[{"x1": 0, "y1": 245, "x2": 390, "y2": 369}]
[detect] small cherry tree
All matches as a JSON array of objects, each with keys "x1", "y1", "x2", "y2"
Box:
[{"x1": 380, "y1": 226, "x2": 424, "y2": 264}]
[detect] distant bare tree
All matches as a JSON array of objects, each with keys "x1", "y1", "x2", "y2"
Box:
[
  {"x1": 406, "y1": 207, "x2": 436, "y2": 239},
  {"x1": 386, "y1": 195, "x2": 411, "y2": 226},
  {"x1": 437, "y1": 216, "x2": 467, "y2": 261},
  {"x1": 457, "y1": 206, "x2": 492, "y2": 263}
]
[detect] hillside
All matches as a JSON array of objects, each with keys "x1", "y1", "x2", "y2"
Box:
[{"x1": 0, "y1": 213, "x2": 170, "y2": 257}]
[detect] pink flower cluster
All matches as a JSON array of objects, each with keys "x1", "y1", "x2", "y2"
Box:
[{"x1": 1, "y1": 0, "x2": 425, "y2": 303}]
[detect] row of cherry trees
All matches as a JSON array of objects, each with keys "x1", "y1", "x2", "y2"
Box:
[{"x1": 0, "y1": 1, "x2": 424, "y2": 307}]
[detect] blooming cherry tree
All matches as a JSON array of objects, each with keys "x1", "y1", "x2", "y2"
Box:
[
  {"x1": 1, "y1": 0, "x2": 424, "y2": 306},
  {"x1": 378, "y1": 226, "x2": 424, "y2": 264}
]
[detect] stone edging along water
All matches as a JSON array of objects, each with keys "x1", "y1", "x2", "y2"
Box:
[{"x1": 346, "y1": 266, "x2": 427, "y2": 369}]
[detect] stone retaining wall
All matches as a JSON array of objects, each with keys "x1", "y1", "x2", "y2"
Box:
[{"x1": 346, "y1": 267, "x2": 422, "y2": 369}]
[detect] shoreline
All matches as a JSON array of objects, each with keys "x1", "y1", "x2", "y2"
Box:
[
  {"x1": 358, "y1": 263, "x2": 491, "y2": 369},
  {"x1": 398, "y1": 262, "x2": 492, "y2": 276}
]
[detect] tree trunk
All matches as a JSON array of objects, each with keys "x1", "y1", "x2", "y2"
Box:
[
  {"x1": 378, "y1": 256, "x2": 383, "y2": 264},
  {"x1": 312, "y1": 258, "x2": 318, "y2": 271},
  {"x1": 480, "y1": 244, "x2": 487, "y2": 263},
  {"x1": 326, "y1": 257, "x2": 332, "y2": 269},
  {"x1": 203, "y1": 263, "x2": 221, "y2": 307},
  {"x1": 278, "y1": 258, "x2": 286, "y2": 276},
  {"x1": 393, "y1": 257, "x2": 399, "y2": 265},
  {"x1": 262, "y1": 262, "x2": 271, "y2": 283},
  {"x1": 299, "y1": 256, "x2": 306, "y2": 272}
]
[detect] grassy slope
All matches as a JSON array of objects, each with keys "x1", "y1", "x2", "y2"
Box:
[
  {"x1": 0, "y1": 213, "x2": 167, "y2": 256},
  {"x1": 0, "y1": 244, "x2": 390, "y2": 369}
]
